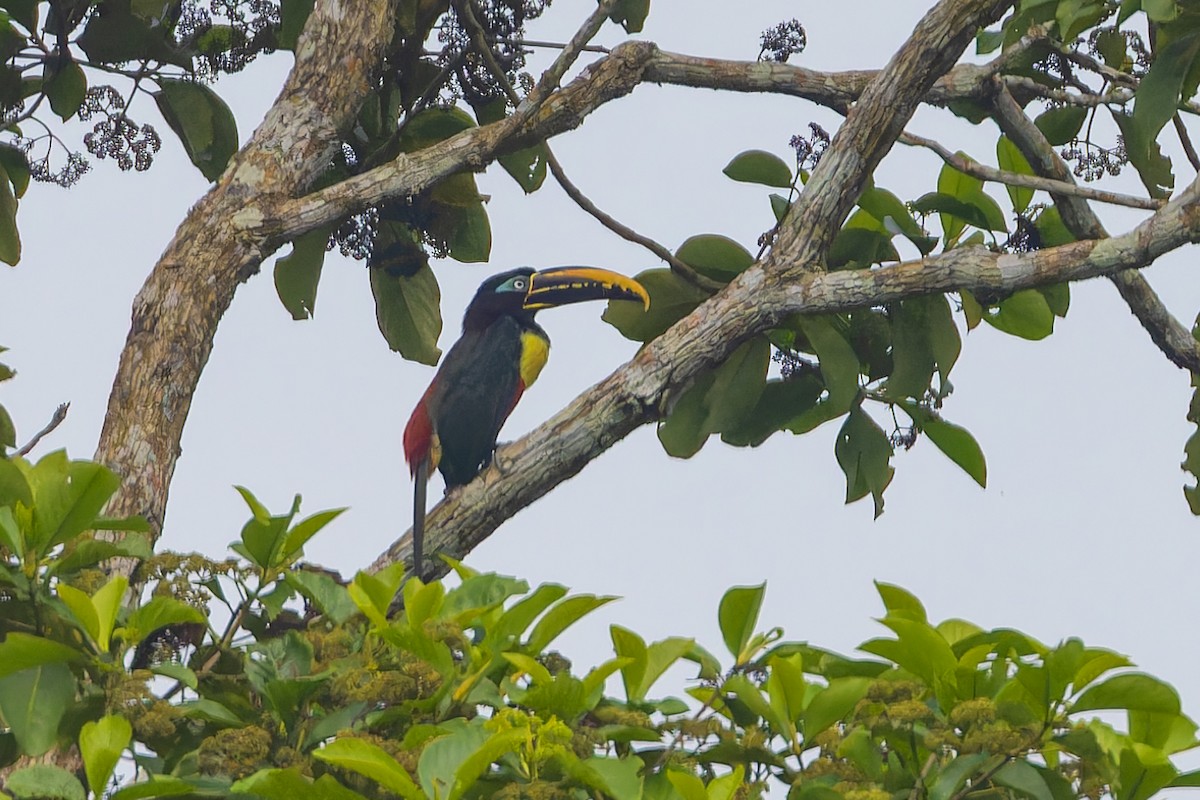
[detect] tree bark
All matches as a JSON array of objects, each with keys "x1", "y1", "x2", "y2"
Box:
[{"x1": 93, "y1": 0, "x2": 396, "y2": 561}]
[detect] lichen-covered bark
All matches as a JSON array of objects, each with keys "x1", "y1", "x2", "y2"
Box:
[{"x1": 94, "y1": 0, "x2": 396, "y2": 561}]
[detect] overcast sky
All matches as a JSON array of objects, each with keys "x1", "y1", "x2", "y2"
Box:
[{"x1": 3, "y1": 0, "x2": 1200, "y2": 761}]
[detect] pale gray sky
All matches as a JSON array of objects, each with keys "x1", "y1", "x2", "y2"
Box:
[{"x1": 3, "y1": 0, "x2": 1200, "y2": 758}]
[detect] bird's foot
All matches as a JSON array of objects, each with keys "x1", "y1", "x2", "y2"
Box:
[{"x1": 490, "y1": 442, "x2": 516, "y2": 476}]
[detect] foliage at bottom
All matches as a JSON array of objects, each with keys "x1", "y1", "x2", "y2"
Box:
[{"x1": 0, "y1": 453, "x2": 1198, "y2": 800}]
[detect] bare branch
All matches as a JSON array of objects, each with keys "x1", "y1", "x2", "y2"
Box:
[
  {"x1": 900, "y1": 129, "x2": 1164, "y2": 210},
  {"x1": 1174, "y1": 113, "x2": 1200, "y2": 172},
  {"x1": 14, "y1": 402, "x2": 69, "y2": 457},
  {"x1": 544, "y1": 149, "x2": 724, "y2": 292}
]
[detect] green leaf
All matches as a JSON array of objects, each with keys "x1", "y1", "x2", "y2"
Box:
[
  {"x1": 1143, "y1": 0, "x2": 1178, "y2": 22},
  {"x1": 399, "y1": 107, "x2": 476, "y2": 152},
  {"x1": 0, "y1": 456, "x2": 31, "y2": 508},
  {"x1": 120, "y1": 595, "x2": 207, "y2": 646},
  {"x1": 281, "y1": 507, "x2": 346, "y2": 562},
  {"x1": 154, "y1": 78, "x2": 239, "y2": 182},
  {"x1": 1114, "y1": 111, "x2": 1174, "y2": 199},
  {"x1": 858, "y1": 186, "x2": 922, "y2": 237},
  {"x1": 151, "y1": 663, "x2": 198, "y2": 689},
  {"x1": 997, "y1": 135, "x2": 1035, "y2": 213},
  {"x1": 993, "y1": 760, "x2": 1054, "y2": 800},
  {"x1": 314, "y1": 738, "x2": 421, "y2": 799},
  {"x1": 802, "y1": 677, "x2": 871, "y2": 738},
  {"x1": 657, "y1": 371, "x2": 716, "y2": 458},
  {"x1": 1034, "y1": 106, "x2": 1088, "y2": 146},
  {"x1": 675, "y1": 234, "x2": 754, "y2": 282},
  {"x1": 983, "y1": 289, "x2": 1055, "y2": 340},
  {"x1": 875, "y1": 582, "x2": 927, "y2": 621},
  {"x1": 835, "y1": 406, "x2": 894, "y2": 518},
  {"x1": 0, "y1": 163, "x2": 19, "y2": 265},
  {"x1": 278, "y1": 0, "x2": 316, "y2": 50},
  {"x1": 602, "y1": 268, "x2": 709, "y2": 343},
  {"x1": 912, "y1": 190, "x2": 1007, "y2": 234},
  {"x1": 887, "y1": 294, "x2": 960, "y2": 399},
  {"x1": 56, "y1": 582, "x2": 100, "y2": 644},
  {"x1": 108, "y1": 776, "x2": 195, "y2": 800},
  {"x1": 92, "y1": 574, "x2": 128, "y2": 652},
  {"x1": 0, "y1": 663, "x2": 76, "y2": 756},
  {"x1": 1073, "y1": 673, "x2": 1181, "y2": 714},
  {"x1": 525, "y1": 594, "x2": 617, "y2": 653},
  {"x1": 720, "y1": 374, "x2": 823, "y2": 447},
  {"x1": 570, "y1": 755, "x2": 644, "y2": 800},
  {"x1": 0, "y1": 145, "x2": 30, "y2": 199},
  {"x1": 930, "y1": 754, "x2": 992, "y2": 800},
  {"x1": 797, "y1": 316, "x2": 860, "y2": 416},
  {"x1": 608, "y1": 0, "x2": 651, "y2": 33},
  {"x1": 25, "y1": 455, "x2": 122, "y2": 557},
  {"x1": 723, "y1": 149, "x2": 792, "y2": 188},
  {"x1": 371, "y1": 261, "x2": 442, "y2": 365},
  {"x1": 274, "y1": 225, "x2": 333, "y2": 320},
  {"x1": 3, "y1": 765, "x2": 85, "y2": 800},
  {"x1": 286, "y1": 569, "x2": 358, "y2": 625},
  {"x1": 702, "y1": 336, "x2": 770, "y2": 433},
  {"x1": 923, "y1": 416, "x2": 987, "y2": 487},
  {"x1": 79, "y1": 715, "x2": 132, "y2": 797},
  {"x1": 416, "y1": 722, "x2": 489, "y2": 800},
  {"x1": 921, "y1": 417, "x2": 988, "y2": 484},
  {"x1": 0, "y1": 633, "x2": 79, "y2": 678},
  {"x1": 1131, "y1": 28, "x2": 1200, "y2": 186},
  {"x1": 718, "y1": 583, "x2": 766, "y2": 662},
  {"x1": 44, "y1": 60, "x2": 86, "y2": 122}
]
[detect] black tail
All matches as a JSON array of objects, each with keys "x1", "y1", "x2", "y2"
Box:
[{"x1": 413, "y1": 456, "x2": 428, "y2": 581}]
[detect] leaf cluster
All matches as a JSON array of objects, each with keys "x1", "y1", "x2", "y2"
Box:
[{"x1": 1, "y1": 459, "x2": 1198, "y2": 800}]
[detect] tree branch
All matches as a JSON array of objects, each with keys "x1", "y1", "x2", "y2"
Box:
[
  {"x1": 93, "y1": 0, "x2": 397, "y2": 556},
  {"x1": 543, "y1": 148, "x2": 724, "y2": 292},
  {"x1": 369, "y1": 0, "x2": 1016, "y2": 576},
  {"x1": 991, "y1": 82, "x2": 1200, "y2": 373},
  {"x1": 14, "y1": 402, "x2": 69, "y2": 457},
  {"x1": 900, "y1": 129, "x2": 1164, "y2": 210}
]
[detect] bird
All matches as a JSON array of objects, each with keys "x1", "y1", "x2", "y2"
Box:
[{"x1": 402, "y1": 266, "x2": 650, "y2": 580}]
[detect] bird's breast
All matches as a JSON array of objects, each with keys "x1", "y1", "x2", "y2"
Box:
[{"x1": 519, "y1": 329, "x2": 550, "y2": 389}]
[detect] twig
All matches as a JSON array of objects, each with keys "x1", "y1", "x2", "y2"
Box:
[
  {"x1": 1174, "y1": 113, "x2": 1200, "y2": 172},
  {"x1": 515, "y1": 0, "x2": 618, "y2": 124},
  {"x1": 1065, "y1": 48, "x2": 1138, "y2": 88},
  {"x1": 900, "y1": 129, "x2": 1164, "y2": 210},
  {"x1": 488, "y1": 36, "x2": 610, "y2": 55},
  {"x1": 14, "y1": 403, "x2": 69, "y2": 457},
  {"x1": 544, "y1": 149, "x2": 723, "y2": 292},
  {"x1": 908, "y1": 752, "x2": 939, "y2": 800}
]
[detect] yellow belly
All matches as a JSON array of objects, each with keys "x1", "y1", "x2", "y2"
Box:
[{"x1": 519, "y1": 330, "x2": 550, "y2": 388}]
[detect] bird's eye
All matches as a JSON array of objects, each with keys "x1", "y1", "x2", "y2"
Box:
[{"x1": 512, "y1": 278, "x2": 527, "y2": 290}]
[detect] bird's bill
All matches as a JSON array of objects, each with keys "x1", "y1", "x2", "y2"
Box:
[{"x1": 524, "y1": 267, "x2": 650, "y2": 311}]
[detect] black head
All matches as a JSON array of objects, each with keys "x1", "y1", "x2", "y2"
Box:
[
  {"x1": 462, "y1": 268, "x2": 538, "y2": 331},
  {"x1": 462, "y1": 266, "x2": 649, "y2": 332}
]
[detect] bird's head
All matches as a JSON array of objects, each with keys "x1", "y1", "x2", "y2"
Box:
[{"x1": 463, "y1": 266, "x2": 649, "y2": 329}]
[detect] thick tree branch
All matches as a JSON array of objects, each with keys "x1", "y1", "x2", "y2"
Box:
[
  {"x1": 271, "y1": 37, "x2": 1044, "y2": 244},
  {"x1": 370, "y1": 0, "x2": 1015, "y2": 576},
  {"x1": 93, "y1": 0, "x2": 397, "y2": 554},
  {"x1": 991, "y1": 83, "x2": 1200, "y2": 372}
]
